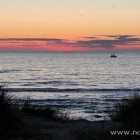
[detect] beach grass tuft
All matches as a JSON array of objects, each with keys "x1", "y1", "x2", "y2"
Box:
[
  {"x1": 0, "y1": 85, "x2": 23, "y2": 139},
  {"x1": 21, "y1": 95, "x2": 71, "y2": 121},
  {"x1": 109, "y1": 91, "x2": 140, "y2": 129}
]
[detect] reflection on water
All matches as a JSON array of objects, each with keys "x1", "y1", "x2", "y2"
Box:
[{"x1": 0, "y1": 51, "x2": 140, "y2": 120}]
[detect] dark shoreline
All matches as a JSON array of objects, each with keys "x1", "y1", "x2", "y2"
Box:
[{"x1": 1, "y1": 109, "x2": 121, "y2": 140}]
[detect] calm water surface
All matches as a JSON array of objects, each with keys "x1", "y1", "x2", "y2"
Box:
[{"x1": 0, "y1": 51, "x2": 140, "y2": 120}]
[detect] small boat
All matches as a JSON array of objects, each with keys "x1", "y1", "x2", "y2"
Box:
[{"x1": 110, "y1": 54, "x2": 117, "y2": 57}]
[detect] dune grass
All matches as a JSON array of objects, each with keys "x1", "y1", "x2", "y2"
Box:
[
  {"x1": 109, "y1": 92, "x2": 140, "y2": 130},
  {"x1": 0, "y1": 85, "x2": 23, "y2": 139},
  {"x1": 21, "y1": 96, "x2": 71, "y2": 121},
  {"x1": 0, "y1": 85, "x2": 12, "y2": 118}
]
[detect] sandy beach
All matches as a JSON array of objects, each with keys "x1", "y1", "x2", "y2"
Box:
[{"x1": 2, "y1": 111, "x2": 120, "y2": 140}]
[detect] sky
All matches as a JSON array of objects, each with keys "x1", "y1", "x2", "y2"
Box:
[{"x1": 0, "y1": 0, "x2": 140, "y2": 51}]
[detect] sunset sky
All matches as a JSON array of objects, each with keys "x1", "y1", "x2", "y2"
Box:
[{"x1": 0, "y1": 0, "x2": 140, "y2": 51}]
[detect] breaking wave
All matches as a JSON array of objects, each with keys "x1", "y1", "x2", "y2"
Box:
[{"x1": 7, "y1": 87, "x2": 140, "y2": 93}]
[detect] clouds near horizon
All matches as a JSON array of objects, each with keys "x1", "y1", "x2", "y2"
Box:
[{"x1": 0, "y1": 35, "x2": 140, "y2": 51}]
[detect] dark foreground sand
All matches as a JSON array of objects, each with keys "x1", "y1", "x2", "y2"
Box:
[{"x1": 7, "y1": 112, "x2": 120, "y2": 140}]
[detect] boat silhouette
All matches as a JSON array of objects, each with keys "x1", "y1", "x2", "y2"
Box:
[{"x1": 110, "y1": 54, "x2": 117, "y2": 57}]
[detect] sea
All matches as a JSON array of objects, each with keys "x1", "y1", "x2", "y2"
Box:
[{"x1": 0, "y1": 50, "x2": 140, "y2": 121}]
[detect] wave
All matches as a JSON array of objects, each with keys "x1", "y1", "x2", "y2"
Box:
[
  {"x1": 0, "y1": 69, "x2": 21, "y2": 73},
  {"x1": 7, "y1": 87, "x2": 140, "y2": 93}
]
